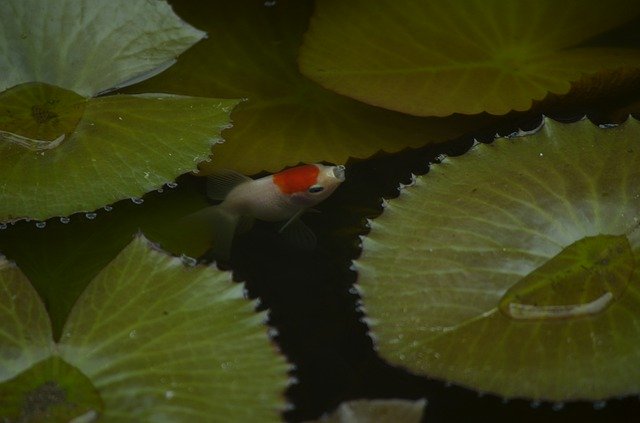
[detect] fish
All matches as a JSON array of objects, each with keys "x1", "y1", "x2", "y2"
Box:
[{"x1": 182, "y1": 163, "x2": 346, "y2": 260}]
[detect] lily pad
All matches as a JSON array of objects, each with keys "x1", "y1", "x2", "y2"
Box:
[
  {"x1": 355, "y1": 117, "x2": 640, "y2": 400},
  {"x1": 299, "y1": 0, "x2": 640, "y2": 116},
  {"x1": 0, "y1": 236, "x2": 289, "y2": 420},
  {"x1": 0, "y1": 0, "x2": 205, "y2": 96},
  {"x1": 0, "y1": 82, "x2": 239, "y2": 222},
  {"x1": 0, "y1": 357, "x2": 103, "y2": 422},
  {"x1": 125, "y1": 0, "x2": 495, "y2": 175},
  {"x1": 0, "y1": 179, "x2": 212, "y2": 340}
]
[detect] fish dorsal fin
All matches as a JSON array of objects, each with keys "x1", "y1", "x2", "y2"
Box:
[{"x1": 206, "y1": 170, "x2": 252, "y2": 201}]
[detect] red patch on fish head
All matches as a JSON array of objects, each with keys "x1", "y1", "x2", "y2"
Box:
[{"x1": 273, "y1": 164, "x2": 319, "y2": 195}]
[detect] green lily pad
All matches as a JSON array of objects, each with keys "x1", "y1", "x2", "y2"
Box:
[
  {"x1": 125, "y1": 0, "x2": 495, "y2": 175},
  {"x1": 0, "y1": 82, "x2": 239, "y2": 222},
  {"x1": 299, "y1": 0, "x2": 640, "y2": 116},
  {"x1": 0, "y1": 236, "x2": 289, "y2": 420},
  {"x1": 0, "y1": 0, "x2": 205, "y2": 96},
  {"x1": 355, "y1": 117, "x2": 640, "y2": 400},
  {"x1": 499, "y1": 235, "x2": 634, "y2": 320},
  {"x1": 314, "y1": 399, "x2": 426, "y2": 423},
  {"x1": 0, "y1": 180, "x2": 212, "y2": 340},
  {"x1": 0, "y1": 357, "x2": 103, "y2": 422}
]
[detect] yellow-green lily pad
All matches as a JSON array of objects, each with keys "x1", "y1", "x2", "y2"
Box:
[
  {"x1": 299, "y1": 0, "x2": 640, "y2": 116},
  {"x1": 0, "y1": 179, "x2": 212, "y2": 340},
  {"x1": 355, "y1": 117, "x2": 640, "y2": 400},
  {"x1": 125, "y1": 0, "x2": 495, "y2": 175},
  {"x1": 0, "y1": 357, "x2": 103, "y2": 422},
  {"x1": 0, "y1": 236, "x2": 289, "y2": 421},
  {"x1": 0, "y1": 82, "x2": 239, "y2": 222},
  {"x1": 0, "y1": 0, "x2": 205, "y2": 96}
]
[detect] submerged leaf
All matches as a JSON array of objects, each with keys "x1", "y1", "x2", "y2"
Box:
[
  {"x1": 355, "y1": 117, "x2": 640, "y2": 400},
  {"x1": 314, "y1": 399, "x2": 426, "y2": 423},
  {"x1": 0, "y1": 82, "x2": 239, "y2": 222},
  {"x1": 0, "y1": 0, "x2": 205, "y2": 96},
  {"x1": 299, "y1": 0, "x2": 640, "y2": 116},
  {"x1": 125, "y1": 0, "x2": 495, "y2": 175},
  {"x1": 0, "y1": 236, "x2": 289, "y2": 420}
]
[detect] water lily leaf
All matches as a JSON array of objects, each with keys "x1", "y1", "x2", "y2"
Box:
[
  {"x1": 0, "y1": 236, "x2": 289, "y2": 420},
  {"x1": 125, "y1": 0, "x2": 495, "y2": 175},
  {"x1": 0, "y1": 82, "x2": 239, "y2": 222},
  {"x1": 355, "y1": 117, "x2": 640, "y2": 400},
  {"x1": 299, "y1": 0, "x2": 640, "y2": 116},
  {"x1": 314, "y1": 398, "x2": 426, "y2": 423},
  {"x1": 0, "y1": 256, "x2": 52, "y2": 381},
  {"x1": 0, "y1": 0, "x2": 205, "y2": 96},
  {"x1": 0, "y1": 357, "x2": 103, "y2": 422},
  {"x1": 0, "y1": 179, "x2": 212, "y2": 340}
]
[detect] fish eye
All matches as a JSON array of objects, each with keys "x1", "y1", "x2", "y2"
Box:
[{"x1": 308, "y1": 185, "x2": 324, "y2": 194}]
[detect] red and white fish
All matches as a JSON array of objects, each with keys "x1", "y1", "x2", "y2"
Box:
[{"x1": 184, "y1": 163, "x2": 346, "y2": 259}]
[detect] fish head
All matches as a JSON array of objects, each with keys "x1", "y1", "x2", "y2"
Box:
[{"x1": 273, "y1": 163, "x2": 346, "y2": 207}]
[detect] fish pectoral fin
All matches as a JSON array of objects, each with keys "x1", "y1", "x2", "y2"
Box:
[
  {"x1": 206, "y1": 170, "x2": 252, "y2": 201},
  {"x1": 236, "y1": 216, "x2": 255, "y2": 234},
  {"x1": 278, "y1": 209, "x2": 305, "y2": 233},
  {"x1": 279, "y1": 218, "x2": 317, "y2": 251}
]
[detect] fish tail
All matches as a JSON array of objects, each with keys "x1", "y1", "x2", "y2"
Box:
[{"x1": 179, "y1": 206, "x2": 239, "y2": 261}]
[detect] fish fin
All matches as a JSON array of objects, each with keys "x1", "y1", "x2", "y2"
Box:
[
  {"x1": 206, "y1": 170, "x2": 252, "y2": 201},
  {"x1": 278, "y1": 209, "x2": 305, "y2": 233},
  {"x1": 279, "y1": 219, "x2": 317, "y2": 251},
  {"x1": 179, "y1": 206, "x2": 239, "y2": 261},
  {"x1": 236, "y1": 216, "x2": 255, "y2": 234}
]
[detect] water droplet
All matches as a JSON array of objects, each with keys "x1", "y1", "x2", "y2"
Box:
[
  {"x1": 35, "y1": 221, "x2": 46, "y2": 229},
  {"x1": 220, "y1": 361, "x2": 232, "y2": 370},
  {"x1": 129, "y1": 330, "x2": 137, "y2": 339},
  {"x1": 85, "y1": 212, "x2": 97, "y2": 220},
  {"x1": 131, "y1": 197, "x2": 144, "y2": 205},
  {"x1": 164, "y1": 390, "x2": 175, "y2": 400},
  {"x1": 552, "y1": 402, "x2": 565, "y2": 411},
  {"x1": 0, "y1": 223, "x2": 7, "y2": 230},
  {"x1": 530, "y1": 400, "x2": 541, "y2": 409},
  {"x1": 118, "y1": 116, "x2": 123, "y2": 120},
  {"x1": 539, "y1": 153, "x2": 544, "y2": 157},
  {"x1": 157, "y1": 188, "x2": 164, "y2": 193},
  {"x1": 166, "y1": 182, "x2": 178, "y2": 189},
  {"x1": 59, "y1": 217, "x2": 70, "y2": 224},
  {"x1": 104, "y1": 205, "x2": 113, "y2": 212},
  {"x1": 180, "y1": 255, "x2": 197, "y2": 267}
]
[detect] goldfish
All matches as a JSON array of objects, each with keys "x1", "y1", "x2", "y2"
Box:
[{"x1": 183, "y1": 163, "x2": 346, "y2": 259}]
